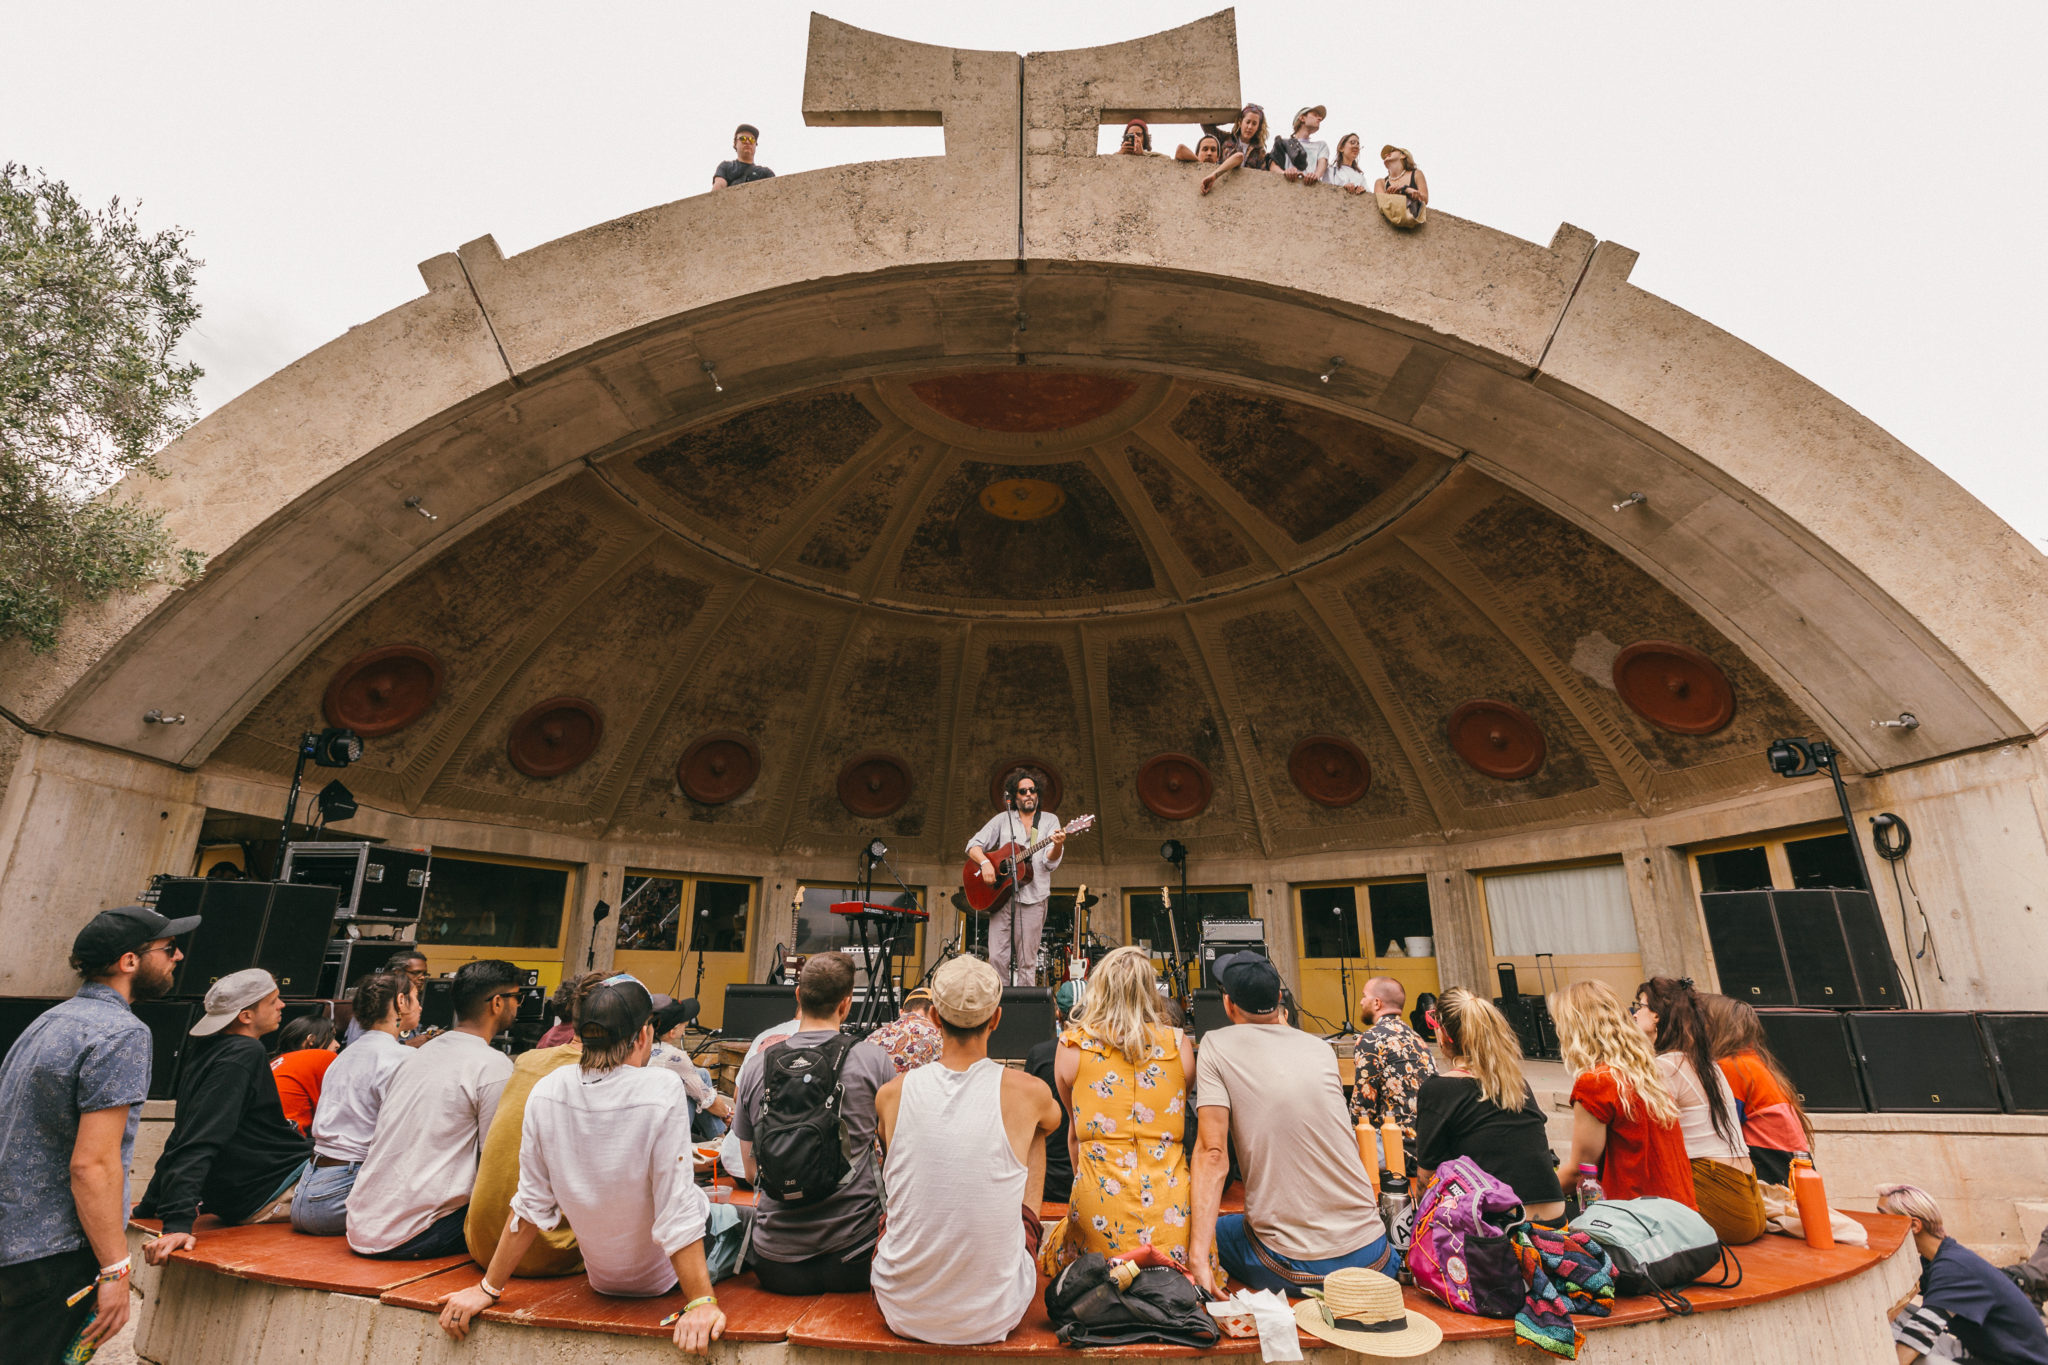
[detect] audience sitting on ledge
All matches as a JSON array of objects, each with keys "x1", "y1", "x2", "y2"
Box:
[
  {"x1": 139, "y1": 968, "x2": 314, "y2": 1261},
  {"x1": 347, "y1": 960, "x2": 521, "y2": 1259},
  {"x1": 650, "y1": 996, "x2": 733, "y2": 1138},
  {"x1": 872, "y1": 956, "x2": 1062, "y2": 1345},
  {"x1": 292, "y1": 970, "x2": 421, "y2": 1236},
  {"x1": 866, "y1": 983, "x2": 944, "y2": 1074},
  {"x1": 1415, "y1": 987, "x2": 1566, "y2": 1221},
  {"x1": 269, "y1": 1014, "x2": 339, "y2": 1136},
  {"x1": 346, "y1": 950, "x2": 434, "y2": 1045},
  {"x1": 1635, "y1": 976, "x2": 1765, "y2": 1245},
  {"x1": 1351, "y1": 974, "x2": 1435, "y2": 1165},
  {"x1": 1551, "y1": 980, "x2": 1693, "y2": 1207},
  {"x1": 439, "y1": 974, "x2": 738, "y2": 1355},
  {"x1": 1189, "y1": 951, "x2": 1391, "y2": 1295},
  {"x1": 1705, "y1": 994, "x2": 1814, "y2": 1186},
  {"x1": 734, "y1": 953, "x2": 895, "y2": 1296}
]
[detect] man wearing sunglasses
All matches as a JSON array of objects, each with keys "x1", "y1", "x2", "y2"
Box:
[
  {"x1": 348, "y1": 960, "x2": 523, "y2": 1259},
  {"x1": 0, "y1": 905, "x2": 195, "y2": 1363},
  {"x1": 712, "y1": 123, "x2": 775, "y2": 190},
  {"x1": 966, "y1": 771, "x2": 1066, "y2": 986}
]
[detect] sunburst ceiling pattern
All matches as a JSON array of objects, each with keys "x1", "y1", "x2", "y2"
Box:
[{"x1": 213, "y1": 369, "x2": 1813, "y2": 863}]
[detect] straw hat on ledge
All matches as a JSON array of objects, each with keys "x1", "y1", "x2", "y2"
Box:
[{"x1": 1292, "y1": 1267, "x2": 1444, "y2": 1357}]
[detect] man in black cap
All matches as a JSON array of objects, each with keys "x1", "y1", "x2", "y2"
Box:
[
  {"x1": 1186, "y1": 951, "x2": 1389, "y2": 1298},
  {"x1": 438, "y1": 973, "x2": 736, "y2": 1354},
  {"x1": 0, "y1": 905, "x2": 195, "y2": 1362},
  {"x1": 712, "y1": 123, "x2": 775, "y2": 190}
]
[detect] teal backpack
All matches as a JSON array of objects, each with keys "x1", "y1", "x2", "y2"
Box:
[{"x1": 1569, "y1": 1197, "x2": 1740, "y2": 1314}]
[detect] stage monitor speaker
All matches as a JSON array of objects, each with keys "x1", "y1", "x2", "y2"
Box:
[
  {"x1": 1847, "y1": 1011, "x2": 2000, "y2": 1113},
  {"x1": 1972, "y1": 1013, "x2": 2048, "y2": 1115},
  {"x1": 1756, "y1": 1008, "x2": 1867, "y2": 1112},
  {"x1": 1700, "y1": 891, "x2": 1795, "y2": 1007},
  {"x1": 131, "y1": 1000, "x2": 200, "y2": 1100},
  {"x1": 989, "y1": 987, "x2": 1055, "y2": 1061},
  {"x1": 720, "y1": 983, "x2": 797, "y2": 1043},
  {"x1": 1191, "y1": 989, "x2": 1228, "y2": 1039},
  {"x1": 0, "y1": 997, "x2": 62, "y2": 1069},
  {"x1": 164, "y1": 879, "x2": 339, "y2": 998}
]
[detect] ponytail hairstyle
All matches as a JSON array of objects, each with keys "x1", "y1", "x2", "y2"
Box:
[
  {"x1": 1434, "y1": 987, "x2": 1526, "y2": 1110},
  {"x1": 1638, "y1": 975, "x2": 1741, "y2": 1150},
  {"x1": 351, "y1": 971, "x2": 412, "y2": 1032},
  {"x1": 1703, "y1": 992, "x2": 1815, "y2": 1144},
  {"x1": 1549, "y1": 980, "x2": 1677, "y2": 1125}
]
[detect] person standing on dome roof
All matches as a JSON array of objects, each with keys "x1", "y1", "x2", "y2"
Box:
[
  {"x1": 1273, "y1": 105, "x2": 1330, "y2": 184},
  {"x1": 1199, "y1": 103, "x2": 1278, "y2": 194},
  {"x1": 713, "y1": 123, "x2": 775, "y2": 190}
]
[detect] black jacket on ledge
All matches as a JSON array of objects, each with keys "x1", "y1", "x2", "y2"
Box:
[{"x1": 135, "y1": 1033, "x2": 312, "y2": 1235}]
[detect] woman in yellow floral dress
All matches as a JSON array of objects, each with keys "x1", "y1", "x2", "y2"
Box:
[{"x1": 1040, "y1": 946, "x2": 1216, "y2": 1278}]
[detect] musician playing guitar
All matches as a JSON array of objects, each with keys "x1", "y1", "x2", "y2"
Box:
[{"x1": 965, "y1": 773, "x2": 1067, "y2": 986}]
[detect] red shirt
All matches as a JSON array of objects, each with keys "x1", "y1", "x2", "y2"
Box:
[
  {"x1": 1717, "y1": 1051, "x2": 1807, "y2": 1154},
  {"x1": 270, "y1": 1047, "x2": 337, "y2": 1134},
  {"x1": 1571, "y1": 1065, "x2": 1695, "y2": 1205}
]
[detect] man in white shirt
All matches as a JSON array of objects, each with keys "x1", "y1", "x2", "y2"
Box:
[
  {"x1": 347, "y1": 960, "x2": 522, "y2": 1258},
  {"x1": 1274, "y1": 105, "x2": 1330, "y2": 184},
  {"x1": 965, "y1": 773, "x2": 1066, "y2": 985},
  {"x1": 438, "y1": 974, "x2": 731, "y2": 1356}
]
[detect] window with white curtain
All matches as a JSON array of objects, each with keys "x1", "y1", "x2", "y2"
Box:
[{"x1": 1484, "y1": 863, "x2": 1640, "y2": 956}]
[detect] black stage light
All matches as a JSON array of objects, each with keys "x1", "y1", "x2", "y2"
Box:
[
  {"x1": 315, "y1": 780, "x2": 357, "y2": 825},
  {"x1": 303, "y1": 727, "x2": 363, "y2": 768},
  {"x1": 866, "y1": 838, "x2": 889, "y2": 862},
  {"x1": 1160, "y1": 839, "x2": 1188, "y2": 866},
  {"x1": 1766, "y1": 737, "x2": 1820, "y2": 778}
]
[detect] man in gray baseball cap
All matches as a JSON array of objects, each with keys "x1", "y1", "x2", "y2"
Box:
[
  {"x1": 138, "y1": 968, "x2": 314, "y2": 1263},
  {"x1": 0, "y1": 905, "x2": 197, "y2": 1360}
]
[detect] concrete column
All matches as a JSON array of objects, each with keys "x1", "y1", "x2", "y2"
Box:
[
  {"x1": 0, "y1": 736, "x2": 205, "y2": 996},
  {"x1": 1625, "y1": 841, "x2": 1712, "y2": 983},
  {"x1": 1255, "y1": 878, "x2": 1299, "y2": 996},
  {"x1": 565, "y1": 862, "x2": 625, "y2": 979},
  {"x1": 1425, "y1": 864, "x2": 1488, "y2": 995}
]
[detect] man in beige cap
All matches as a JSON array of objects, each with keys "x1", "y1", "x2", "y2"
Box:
[
  {"x1": 871, "y1": 957, "x2": 1061, "y2": 1345},
  {"x1": 137, "y1": 969, "x2": 314, "y2": 1262}
]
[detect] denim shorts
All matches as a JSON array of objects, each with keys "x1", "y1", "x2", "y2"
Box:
[{"x1": 1212, "y1": 1213, "x2": 1398, "y2": 1294}]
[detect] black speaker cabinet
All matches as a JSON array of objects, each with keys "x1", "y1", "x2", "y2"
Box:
[
  {"x1": 419, "y1": 978, "x2": 456, "y2": 1032},
  {"x1": 1973, "y1": 1013, "x2": 2048, "y2": 1114},
  {"x1": 0, "y1": 997, "x2": 63, "y2": 1069},
  {"x1": 130, "y1": 1000, "x2": 200, "y2": 1101},
  {"x1": 280, "y1": 841, "x2": 432, "y2": 921},
  {"x1": 162, "y1": 878, "x2": 340, "y2": 997},
  {"x1": 1190, "y1": 988, "x2": 1229, "y2": 1038},
  {"x1": 1756, "y1": 1008, "x2": 1867, "y2": 1112},
  {"x1": 1702, "y1": 888, "x2": 1902, "y2": 1010},
  {"x1": 1848, "y1": 1011, "x2": 2000, "y2": 1113},
  {"x1": 989, "y1": 986, "x2": 1055, "y2": 1060},
  {"x1": 720, "y1": 983, "x2": 797, "y2": 1042},
  {"x1": 318, "y1": 939, "x2": 419, "y2": 999}
]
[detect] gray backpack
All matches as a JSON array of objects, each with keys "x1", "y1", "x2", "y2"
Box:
[{"x1": 1569, "y1": 1197, "x2": 1740, "y2": 1314}]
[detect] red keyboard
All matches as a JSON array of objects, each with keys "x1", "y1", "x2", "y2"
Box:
[{"x1": 829, "y1": 900, "x2": 930, "y2": 921}]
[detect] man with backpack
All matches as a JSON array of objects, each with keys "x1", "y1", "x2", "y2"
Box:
[{"x1": 732, "y1": 952, "x2": 895, "y2": 1294}]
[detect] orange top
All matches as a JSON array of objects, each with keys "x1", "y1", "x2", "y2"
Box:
[
  {"x1": 270, "y1": 1047, "x2": 337, "y2": 1134},
  {"x1": 1717, "y1": 1050, "x2": 1807, "y2": 1154}
]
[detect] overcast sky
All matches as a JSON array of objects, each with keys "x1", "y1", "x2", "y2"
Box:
[{"x1": 10, "y1": 1, "x2": 2043, "y2": 546}]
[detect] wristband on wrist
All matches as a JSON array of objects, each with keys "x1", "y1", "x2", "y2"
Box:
[
  {"x1": 478, "y1": 1277, "x2": 505, "y2": 1299},
  {"x1": 684, "y1": 1294, "x2": 719, "y2": 1313},
  {"x1": 99, "y1": 1257, "x2": 132, "y2": 1282}
]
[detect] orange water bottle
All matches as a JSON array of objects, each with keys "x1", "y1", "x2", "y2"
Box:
[
  {"x1": 1790, "y1": 1153, "x2": 1833, "y2": 1249},
  {"x1": 1356, "y1": 1118, "x2": 1380, "y2": 1195},
  {"x1": 1381, "y1": 1120, "x2": 1405, "y2": 1179}
]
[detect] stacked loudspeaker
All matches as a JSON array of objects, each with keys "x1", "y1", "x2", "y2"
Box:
[
  {"x1": 1758, "y1": 1008, "x2": 2047, "y2": 1115},
  {"x1": 1700, "y1": 888, "x2": 1902, "y2": 1008}
]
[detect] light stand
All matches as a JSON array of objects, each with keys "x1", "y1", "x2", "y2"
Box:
[
  {"x1": 1765, "y1": 738, "x2": 1876, "y2": 891},
  {"x1": 274, "y1": 728, "x2": 362, "y2": 876}
]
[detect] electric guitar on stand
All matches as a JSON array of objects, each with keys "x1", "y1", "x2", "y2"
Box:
[
  {"x1": 1160, "y1": 883, "x2": 1192, "y2": 1018},
  {"x1": 960, "y1": 813, "x2": 1096, "y2": 913},
  {"x1": 1060, "y1": 883, "x2": 1091, "y2": 986}
]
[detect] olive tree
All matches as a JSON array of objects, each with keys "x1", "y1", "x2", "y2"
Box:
[{"x1": 1, "y1": 162, "x2": 206, "y2": 652}]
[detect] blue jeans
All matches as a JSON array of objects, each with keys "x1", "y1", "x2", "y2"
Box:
[
  {"x1": 290, "y1": 1160, "x2": 360, "y2": 1236},
  {"x1": 367, "y1": 1206, "x2": 469, "y2": 1260},
  {"x1": 1213, "y1": 1214, "x2": 1400, "y2": 1294}
]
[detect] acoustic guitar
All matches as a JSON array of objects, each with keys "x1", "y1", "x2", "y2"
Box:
[{"x1": 959, "y1": 813, "x2": 1096, "y2": 914}]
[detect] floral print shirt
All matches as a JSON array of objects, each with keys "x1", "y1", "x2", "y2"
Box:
[
  {"x1": 865, "y1": 1010, "x2": 943, "y2": 1074},
  {"x1": 1351, "y1": 1015, "x2": 1436, "y2": 1139}
]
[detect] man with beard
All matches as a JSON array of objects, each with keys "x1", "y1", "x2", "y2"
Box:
[
  {"x1": 0, "y1": 904, "x2": 198, "y2": 1362},
  {"x1": 966, "y1": 772, "x2": 1067, "y2": 986}
]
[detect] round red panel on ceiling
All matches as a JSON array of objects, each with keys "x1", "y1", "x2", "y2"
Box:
[
  {"x1": 1613, "y1": 640, "x2": 1737, "y2": 735},
  {"x1": 677, "y1": 732, "x2": 761, "y2": 804},
  {"x1": 1288, "y1": 735, "x2": 1372, "y2": 808},
  {"x1": 989, "y1": 758, "x2": 1063, "y2": 813},
  {"x1": 908, "y1": 372, "x2": 1137, "y2": 432},
  {"x1": 838, "y1": 752, "x2": 913, "y2": 818},
  {"x1": 1447, "y1": 700, "x2": 1546, "y2": 780},
  {"x1": 323, "y1": 645, "x2": 444, "y2": 738},
  {"x1": 1137, "y1": 753, "x2": 1213, "y2": 821},
  {"x1": 506, "y1": 697, "x2": 603, "y2": 778}
]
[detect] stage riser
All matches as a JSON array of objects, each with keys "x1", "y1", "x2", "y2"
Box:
[{"x1": 128, "y1": 1230, "x2": 1915, "y2": 1365}]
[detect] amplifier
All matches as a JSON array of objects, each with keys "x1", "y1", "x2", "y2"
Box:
[
  {"x1": 1200, "y1": 918, "x2": 1266, "y2": 944},
  {"x1": 721, "y1": 983, "x2": 798, "y2": 1042},
  {"x1": 989, "y1": 987, "x2": 1056, "y2": 1061},
  {"x1": 159, "y1": 878, "x2": 340, "y2": 997},
  {"x1": 317, "y1": 939, "x2": 419, "y2": 999},
  {"x1": 1188, "y1": 988, "x2": 1301, "y2": 1038},
  {"x1": 280, "y1": 842, "x2": 432, "y2": 922}
]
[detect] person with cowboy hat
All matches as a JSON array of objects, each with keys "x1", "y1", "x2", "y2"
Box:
[
  {"x1": 1293, "y1": 1267, "x2": 1443, "y2": 1358},
  {"x1": 1188, "y1": 952, "x2": 1392, "y2": 1297},
  {"x1": 0, "y1": 904, "x2": 197, "y2": 1362},
  {"x1": 872, "y1": 956, "x2": 1063, "y2": 1345}
]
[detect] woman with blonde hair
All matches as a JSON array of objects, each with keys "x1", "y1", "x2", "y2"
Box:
[
  {"x1": 1039, "y1": 945, "x2": 1211, "y2": 1277},
  {"x1": 1549, "y1": 981, "x2": 1693, "y2": 1207},
  {"x1": 1415, "y1": 988, "x2": 1565, "y2": 1220}
]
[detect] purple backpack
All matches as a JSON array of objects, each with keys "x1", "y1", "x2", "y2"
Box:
[{"x1": 1406, "y1": 1156, "x2": 1527, "y2": 1318}]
